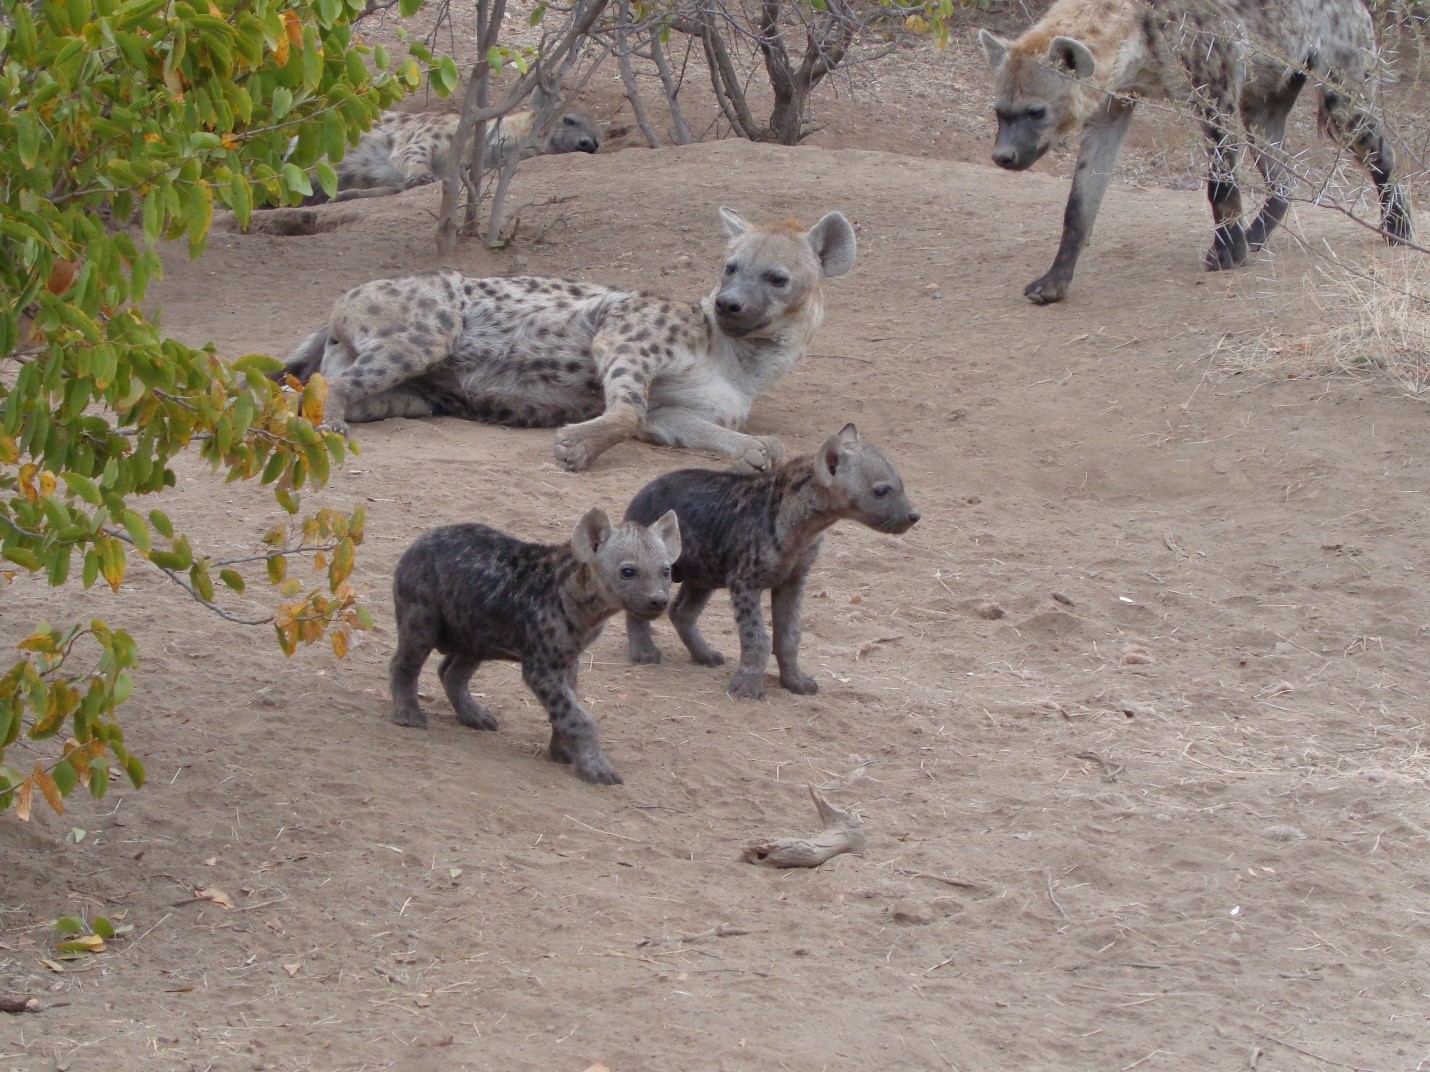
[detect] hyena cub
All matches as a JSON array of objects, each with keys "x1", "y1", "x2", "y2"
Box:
[
  {"x1": 389, "y1": 508, "x2": 681, "y2": 785},
  {"x1": 980, "y1": 0, "x2": 1415, "y2": 304},
  {"x1": 307, "y1": 91, "x2": 600, "y2": 204},
  {"x1": 623, "y1": 424, "x2": 920, "y2": 700},
  {"x1": 281, "y1": 208, "x2": 857, "y2": 473}
]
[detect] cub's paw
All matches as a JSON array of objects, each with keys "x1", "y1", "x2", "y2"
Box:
[
  {"x1": 391, "y1": 707, "x2": 429, "y2": 729},
  {"x1": 727, "y1": 670, "x2": 767, "y2": 701},
  {"x1": 455, "y1": 706, "x2": 500, "y2": 731},
  {"x1": 1024, "y1": 274, "x2": 1069, "y2": 305},
  {"x1": 628, "y1": 645, "x2": 662, "y2": 665},
  {"x1": 690, "y1": 647, "x2": 726, "y2": 667},
  {"x1": 780, "y1": 670, "x2": 820, "y2": 695},
  {"x1": 575, "y1": 756, "x2": 625, "y2": 786}
]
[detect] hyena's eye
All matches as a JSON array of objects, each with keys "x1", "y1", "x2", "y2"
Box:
[
  {"x1": 620, "y1": 566, "x2": 638, "y2": 579},
  {"x1": 724, "y1": 262, "x2": 738, "y2": 276},
  {"x1": 563, "y1": 115, "x2": 579, "y2": 126},
  {"x1": 765, "y1": 271, "x2": 790, "y2": 287},
  {"x1": 1027, "y1": 106, "x2": 1047, "y2": 120},
  {"x1": 872, "y1": 485, "x2": 891, "y2": 498},
  {"x1": 661, "y1": 566, "x2": 672, "y2": 579}
]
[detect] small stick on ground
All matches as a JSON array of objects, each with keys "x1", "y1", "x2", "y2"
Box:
[
  {"x1": 636, "y1": 924, "x2": 750, "y2": 949},
  {"x1": 742, "y1": 786, "x2": 865, "y2": 868},
  {"x1": 1044, "y1": 868, "x2": 1070, "y2": 919}
]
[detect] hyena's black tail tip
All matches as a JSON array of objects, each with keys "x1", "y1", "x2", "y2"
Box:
[{"x1": 274, "y1": 325, "x2": 330, "y2": 384}]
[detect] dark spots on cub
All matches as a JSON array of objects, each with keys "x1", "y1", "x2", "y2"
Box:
[
  {"x1": 416, "y1": 297, "x2": 437, "y2": 313},
  {"x1": 564, "y1": 359, "x2": 584, "y2": 374},
  {"x1": 436, "y1": 311, "x2": 455, "y2": 331}
]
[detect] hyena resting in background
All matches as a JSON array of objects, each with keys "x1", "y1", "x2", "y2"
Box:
[
  {"x1": 281, "y1": 208, "x2": 857, "y2": 472},
  {"x1": 980, "y1": 0, "x2": 1415, "y2": 304},
  {"x1": 305, "y1": 90, "x2": 601, "y2": 205}
]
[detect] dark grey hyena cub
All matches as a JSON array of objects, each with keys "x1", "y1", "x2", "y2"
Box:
[
  {"x1": 623, "y1": 424, "x2": 919, "y2": 700},
  {"x1": 390, "y1": 508, "x2": 681, "y2": 785}
]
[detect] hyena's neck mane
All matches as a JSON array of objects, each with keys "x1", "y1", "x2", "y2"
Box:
[
  {"x1": 1020, "y1": 0, "x2": 1150, "y2": 93},
  {"x1": 701, "y1": 291, "x2": 825, "y2": 398}
]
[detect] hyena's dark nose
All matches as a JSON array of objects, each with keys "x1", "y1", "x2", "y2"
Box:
[
  {"x1": 577, "y1": 137, "x2": 597, "y2": 153},
  {"x1": 906, "y1": 510, "x2": 921, "y2": 525},
  {"x1": 648, "y1": 594, "x2": 669, "y2": 613},
  {"x1": 991, "y1": 146, "x2": 1018, "y2": 169},
  {"x1": 715, "y1": 295, "x2": 743, "y2": 316}
]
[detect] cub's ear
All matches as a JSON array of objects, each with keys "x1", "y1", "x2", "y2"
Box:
[
  {"x1": 719, "y1": 206, "x2": 751, "y2": 239},
  {"x1": 571, "y1": 508, "x2": 612, "y2": 565},
  {"x1": 837, "y1": 422, "x2": 859, "y2": 444},
  {"x1": 807, "y1": 211, "x2": 857, "y2": 278},
  {"x1": 650, "y1": 509, "x2": 682, "y2": 561},
  {"x1": 978, "y1": 28, "x2": 1010, "y2": 71},
  {"x1": 1048, "y1": 35, "x2": 1096, "y2": 80},
  {"x1": 814, "y1": 430, "x2": 848, "y2": 487}
]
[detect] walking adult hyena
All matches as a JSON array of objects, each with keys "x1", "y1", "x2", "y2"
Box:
[
  {"x1": 979, "y1": 0, "x2": 1415, "y2": 304},
  {"x1": 623, "y1": 424, "x2": 920, "y2": 700},
  {"x1": 306, "y1": 92, "x2": 601, "y2": 205},
  {"x1": 281, "y1": 207, "x2": 857, "y2": 472},
  {"x1": 389, "y1": 507, "x2": 681, "y2": 785}
]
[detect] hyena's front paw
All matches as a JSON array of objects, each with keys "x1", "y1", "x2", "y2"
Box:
[
  {"x1": 1204, "y1": 225, "x2": 1248, "y2": 272},
  {"x1": 391, "y1": 706, "x2": 429, "y2": 729},
  {"x1": 455, "y1": 704, "x2": 500, "y2": 731},
  {"x1": 402, "y1": 171, "x2": 437, "y2": 190},
  {"x1": 731, "y1": 435, "x2": 786, "y2": 473},
  {"x1": 780, "y1": 669, "x2": 819, "y2": 695},
  {"x1": 1024, "y1": 273, "x2": 1070, "y2": 305},
  {"x1": 727, "y1": 669, "x2": 767, "y2": 700},
  {"x1": 551, "y1": 734, "x2": 625, "y2": 785},
  {"x1": 553, "y1": 427, "x2": 601, "y2": 472},
  {"x1": 628, "y1": 642, "x2": 662, "y2": 665}
]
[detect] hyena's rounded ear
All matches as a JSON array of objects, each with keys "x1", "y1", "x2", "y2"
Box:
[
  {"x1": 1048, "y1": 36, "x2": 1095, "y2": 81},
  {"x1": 837, "y1": 422, "x2": 859, "y2": 444},
  {"x1": 814, "y1": 430, "x2": 849, "y2": 487},
  {"x1": 571, "y1": 508, "x2": 612, "y2": 565},
  {"x1": 719, "y1": 206, "x2": 751, "y2": 239},
  {"x1": 650, "y1": 509, "x2": 682, "y2": 561},
  {"x1": 978, "y1": 28, "x2": 1010, "y2": 72},
  {"x1": 807, "y1": 211, "x2": 857, "y2": 278}
]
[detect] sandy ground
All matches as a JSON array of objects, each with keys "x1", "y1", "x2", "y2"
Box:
[{"x1": 4, "y1": 29, "x2": 1430, "y2": 1072}]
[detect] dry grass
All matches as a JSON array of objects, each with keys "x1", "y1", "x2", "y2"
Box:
[{"x1": 1208, "y1": 254, "x2": 1430, "y2": 398}]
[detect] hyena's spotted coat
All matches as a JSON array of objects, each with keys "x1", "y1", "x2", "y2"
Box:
[
  {"x1": 281, "y1": 208, "x2": 857, "y2": 472},
  {"x1": 980, "y1": 0, "x2": 1415, "y2": 304},
  {"x1": 307, "y1": 99, "x2": 600, "y2": 204}
]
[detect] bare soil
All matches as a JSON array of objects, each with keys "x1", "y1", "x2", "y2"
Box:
[{"x1": 4, "y1": 30, "x2": 1430, "y2": 1072}]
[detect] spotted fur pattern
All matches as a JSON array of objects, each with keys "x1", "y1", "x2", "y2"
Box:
[
  {"x1": 281, "y1": 208, "x2": 858, "y2": 472},
  {"x1": 307, "y1": 101, "x2": 600, "y2": 205},
  {"x1": 622, "y1": 424, "x2": 920, "y2": 700},
  {"x1": 389, "y1": 508, "x2": 681, "y2": 785},
  {"x1": 980, "y1": 0, "x2": 1415, "y2": 304}
]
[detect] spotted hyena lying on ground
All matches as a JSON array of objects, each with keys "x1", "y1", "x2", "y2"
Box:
[
  {"x1": 979, "y1": 0, "x2": 1415, "y2": 304},
  {"x1": 390, "y1": 507, "x2": 681, "y2": 785},
  {"x1": 281, "y1": 207, "x2": 857, "y2": 472},
  {"x1": 306, "y1": 91, "x2": 600, "y2": 204},
  {"x1": 623, "y1": 424, "x2": 920, "y2": 699}
]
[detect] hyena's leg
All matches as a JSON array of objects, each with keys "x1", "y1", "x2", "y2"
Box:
[
  {"x1": 1244, "y1": 72, "x2": 1307, "y2": 252},
  {"x1": 639, "y1": 405, "x2": 787, "y2": 473},
  {"x1": 626, "y1": 612, "x2": 662, "y2": 665},
  {"x1": 438, "y1": 653, "x2": 498, "y2": 730},
  {"x1": 771, "y1": 571, "x2": 817, "y2": 695},
  {"x1": 1025, "y1": 96, "x2": 1136, "y2": 305},
  {"x1": 1319, "y1": 84, "x2": 1415, "y2": 246},
  {"x1": 343, "y1": 384, "x2": 441, "y2": 424},
  {"x1": 553, "y1": 332, "x2": 651, "y2": 471},
  {"x1": 726, "y1": 583, "x2": 772, "y2": 701},
  {"x1": 521, "y1": 657, "x2": 622, "y2": 785},
  {"x1": 390, "y1": 615, "x2": 436, "y2": 729},
  {"x1": 668, "y1": 583, "x2": 724, "y2": 667},
  {"x1": 322, "y1": 280, "x2": 464, "y2": 433},
  {"x1": 1196, "y1": 86, "x2": 1250, "y2": 272}
]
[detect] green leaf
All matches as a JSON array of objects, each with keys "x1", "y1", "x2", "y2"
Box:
[
  {"x1": 54, "y1": 916, "x2": 85, "y2": 935},
  {"x1": 219, "y1": 569, "x2": 246, "y2": 593},
  {"x1": 398, "y1": 0, "x2": 423, "y2": 15},
  {"x1": 53, "y1": 760, "x2": 78, "y2": 796},
  {"x1": 91, "y1": 916, "x2": 116, "y2": 939},
  {"x1": 120, "y1": 510, "x2": 151, "y2": 553},
  {"x1": 123, "y1": 755, "x2": 145, "y2": 788}
]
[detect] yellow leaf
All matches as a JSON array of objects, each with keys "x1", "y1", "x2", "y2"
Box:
[
  {"x1": 196, "y1": 887, "x2": 234, "y2": 909},
  {"x1": 61, "y1": 934, "x2": 105, "y2": 952},
  {"x1": 38, "y1": 471, "x2": 57, "y2": 497},
  {"x1": 33, "y1": 765, "x2": 64, "y2": 817},
  {"x1": 16, "y1": 776, "x2": 34, "y2": 822},
  {"x1": 331, "y1": 629, "x2": 348, "y2": 659},
  {"x1": 300, "y1": 373, "x2": 327, "y2": 424},
  {"x1": 40, "y1": 958, "x2": 66, "y2": 973},
  {"x1": 283, "y1": 9, "x2": 303, "y2": 46},
  {"x1": 18, "y1": 463, "x2": 39, "y2": 503}
]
